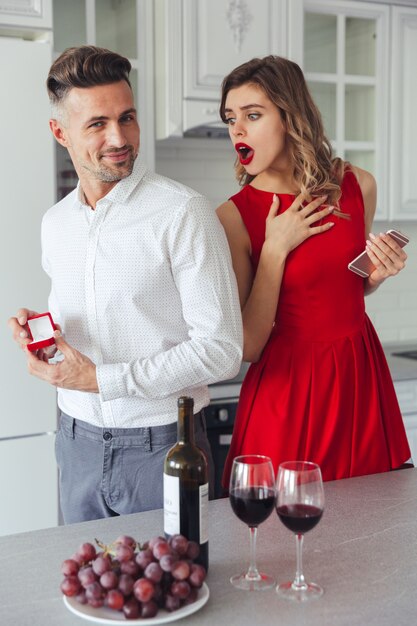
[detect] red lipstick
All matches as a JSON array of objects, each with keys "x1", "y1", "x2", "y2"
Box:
[{"x1": 235, "y1": 142, "x2": 254, "y2": 165}]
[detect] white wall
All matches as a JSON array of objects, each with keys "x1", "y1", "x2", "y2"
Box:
[{"x1": 155, "y1": 138, "x2": 417, "y2": 344}]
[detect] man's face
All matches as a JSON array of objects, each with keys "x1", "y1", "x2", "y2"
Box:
[{"x1": 51, "y1": 80, "x2": 140, "y2": 186}]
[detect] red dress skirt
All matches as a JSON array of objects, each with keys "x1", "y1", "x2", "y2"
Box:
[{"x1": 222, "y1": 172, "x2": 410, "y2": 487}]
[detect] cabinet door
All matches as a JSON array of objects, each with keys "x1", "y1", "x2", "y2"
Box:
[
  {"x1": 394, "y1": 380, "x2": 417, "y2": 463},
  {"x1": 0, "y1": 434, "x2": 58, "y2": 536},
  {"x1": 0, "y1": 0, "x2": 52, "y2": 29},
  {"x1": 155, "y1": 0, "x2": 286, "y2": 138},
  {"x1": 390, "y1": 6, "x2": 417, "y2": 221},
  {"x1": 183, "y1": 0, "x2": 286, "y2": 101},
  {"x1": 289, "y1": 0, "x2": 389, "y2": 219}
]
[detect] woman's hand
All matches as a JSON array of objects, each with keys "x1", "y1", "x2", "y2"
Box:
[
  {"x1": 264, "y1": 192, "x2": 335, "y2": 258},
  {"x1": 366, "y1": 232, "x2": 407, "y2": 289}
]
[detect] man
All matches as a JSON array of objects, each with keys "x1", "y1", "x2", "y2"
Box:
[{"x1": 8, "y1": 46, "x2": 242, "y2": 523}]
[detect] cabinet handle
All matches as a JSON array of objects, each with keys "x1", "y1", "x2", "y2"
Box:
[{"x1": 203, "y1": 108, "x2": 218, "y2": 116}]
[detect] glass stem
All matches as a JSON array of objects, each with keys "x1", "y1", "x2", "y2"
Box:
[
  {"x1": 246, "y1": 526, "x2": 261, "y2": 581},
  {"x1": 293, "y1": 533, "x2": 307, "y2": 590}
]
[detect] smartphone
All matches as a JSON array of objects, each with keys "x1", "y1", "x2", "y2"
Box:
[{"x1": 348, "y1": 229, "x2": 410, "y2": 278}]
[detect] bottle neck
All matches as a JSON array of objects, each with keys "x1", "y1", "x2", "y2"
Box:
[{"x1": 177, "y1": 406, "x2": 195, "y2": 444}]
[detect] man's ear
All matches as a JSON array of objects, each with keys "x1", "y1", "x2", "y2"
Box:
[{"x1": 49, "y1": 118, "x2": 69, "y2": 147}]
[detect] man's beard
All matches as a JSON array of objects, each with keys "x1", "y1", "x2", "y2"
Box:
[{"x1": 84, "y1": 147, "x2": 137, "y2": 183}]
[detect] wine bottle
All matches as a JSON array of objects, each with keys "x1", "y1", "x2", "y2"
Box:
[{"x1": 163, "y1": 396, "x2": 209, "y2": 570}]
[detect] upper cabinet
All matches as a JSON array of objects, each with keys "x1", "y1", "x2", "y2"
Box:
[
  {"x1": 155, "y1": 0, "x2": 287, "y2": 138},
  {"x1": 288, "y1": 0, "x2": 390, "y2": 219},
  {"x1": 390, "y1": 5, "x2": 417, "y2": 220},
  {"x1": 0, "y1": 0, "x2": 52, "y2": 31}
]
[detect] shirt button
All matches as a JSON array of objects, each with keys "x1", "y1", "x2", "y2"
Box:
[{"x1": 103, "y1": 431, "x2": 112, "y2": 441}]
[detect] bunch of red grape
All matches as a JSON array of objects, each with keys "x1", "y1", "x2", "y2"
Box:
[{"x1": 60, "y1": 534, "x2": 206, "y2": 620}]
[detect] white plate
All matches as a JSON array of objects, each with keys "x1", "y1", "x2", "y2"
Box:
[{"x1": 63, "y1": 583, "x2": 209, "y2": 624}]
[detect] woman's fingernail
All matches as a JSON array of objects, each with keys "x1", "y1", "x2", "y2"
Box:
[
  {"x1": 369, "y1": 232, "x2": 376, "y2": 240},
  {"x1": 54, "y1": 330, "x2": 61, "y2": 338},
  {"x1": 19, "y1": 330, "x2": 27, "y2": 338},
  {"x1": 18, "y1": 316, "x2": 26, "y2": 325},
  {"x1": 328, "y1": 205, "x2": 335, "y2": 212},
  {"x1": 273, "y1": 193, "x2": 277, "y2": 201}
]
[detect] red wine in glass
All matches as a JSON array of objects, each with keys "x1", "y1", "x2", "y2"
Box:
[
  {"x1": 276, "y1": 504, "x2": 323, "y2": 534},
  {"x1": 275, "y1": 461, "x2": 325, "y2": 601},
  {"x1": 230, "y1": 487, "x2": 276, "y2": 527},
  {"x1": 229, "y1": 455, "x2": 276, "y2": 591}
]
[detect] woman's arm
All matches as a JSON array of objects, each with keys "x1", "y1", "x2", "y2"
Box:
[
  {"x1": 352, "y1": 166, "x2": 407, "y2": 295},
  {"x1": 217, "y1": 194, "x2": 334, "y2": 362}
]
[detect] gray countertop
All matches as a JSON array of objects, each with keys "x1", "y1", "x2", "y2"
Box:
[{"x1": 1, "y1": 468, "x2": 417, "y2": 626}]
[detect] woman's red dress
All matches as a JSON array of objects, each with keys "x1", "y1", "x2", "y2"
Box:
[{"x1": 222, "y1": 172, "x2": 411, "y2": 486}]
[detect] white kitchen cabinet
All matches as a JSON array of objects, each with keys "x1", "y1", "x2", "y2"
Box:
[
  {"x1": 0, "y1": 0, "x2": 52, "y2": 30},
  {"x1": 394, "y1": 379, "x2": 417, "y2": 463},
  {"x1": 0, "y1": 434, "x2": 58, "y2": 536},
  {"x1": 389, "y1": 5, "x2": 417, "y2": 221},
  {"x1": 288, "y1": 0, "x2": 390, "y2": 219},
  {"x1": 0, "y1": 35, "x2": 58, "y2": 536},
  {"x1": 155, "y1": 0, "x2": 287, "y2": 138}
]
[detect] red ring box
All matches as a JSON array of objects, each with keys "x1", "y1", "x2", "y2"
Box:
[{"x1": 27, "y1": 313, "x2": 56, "y2": 352}]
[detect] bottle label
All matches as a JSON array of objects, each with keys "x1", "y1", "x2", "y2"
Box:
[
  {"x1": 163, "y1": 473, "x2": 180, "y2": 536},
  {"x1": 199, "y1": 483, "x2": 209, "y2": 544}
]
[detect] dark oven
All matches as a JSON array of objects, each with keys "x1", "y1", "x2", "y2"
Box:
[{"x1": 205, "y1": 364, "x2": 248, "y2": 499}]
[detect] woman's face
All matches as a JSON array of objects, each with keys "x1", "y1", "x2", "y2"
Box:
[{"x1": 224, "y1": 82, "x2": 289, "y2": 177}]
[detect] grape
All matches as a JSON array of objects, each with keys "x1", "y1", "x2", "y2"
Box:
[
  {"x1": 60, "y1": 533, "x2": 203, "y2": 620},
  {"x1": 164, "y1": 593, "x2": 181, "y2": 612},
  {"x1": 100, "y1": 570, "x2": 119, "y2": 590},
  {"x1": 77, "y1": 542, "x2": 96, "y2": 563},
  {"x1": 182, "y1": 587, "x2": 198, "y2": 605},
  {"x1": 171, "y1": 560, "x2": 190, "y2": 581},
  {"x1": 105, "y1": 589, "x2": 125, "y2": 611},
  {"x1": 135, "y1": 548, "x2": 154, "y2": 570},
  {"x1": 78, "y1": 566, "x2": 97, "y2": 588},
  {"x1": 186, "y1": 541, "x2": 200, "y2": 560},
  {"x1": 61, "y1": 558, "x2": 80, "y2": 577},
  {"x1": 171, "y1": 580, "x2": 191, "y2": 600},
  {"x1": 115, "y1": 535, "x2": 137, "y2": 550},
  {"x1": 159, "y1": 553, "x2": 178, "y2": 573},
  {"x1": 144, "y1": 561, "x2": 163, "y2": 583},
  {"x1": 85, "y1": 581, "x2": 104, "y2": 604},
  {"x1": 120, "y1": 559, "x2": 140, "y2": 577},
  {"x1": 115, "y1": 544, "x2": 134, "y2": 563},
  {"x1": 188, "y1": 563, "x2": 206, "y2": 588},
  {"x1": 148, "y1": 535, "x2": 165, "y2": 549},
  {"x1": 133, "y1": 577, "x2": 155, "y2": 603},
  {"x1": 92, "y1": 554, "x2": 111, "y2": 576},
  {"x1": 118, "y1": 573, "x2": 134, "y2": 597},
  {"x1": 60, "y1": 575, "x2": 81, "y2": 597},
  {"x1": 141, "y1": 600, "x2": 159, "y2": 618},
  {"x1": 169, "y1": 534, "x2": 189, "y2": 555},
  {"x1": 75, "y1": 590, "x2": 87, "y2": 605},
  {"x1": 123, "y1": 597, "x2": 140, "y2": 620},
  {"x1": 152, "y1": 539, "x2": 171, "y2": 560}
]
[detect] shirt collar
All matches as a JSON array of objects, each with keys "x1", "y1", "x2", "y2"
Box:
[{"x1": 74, "y1": 157, "x2": 147, "y2": 210}]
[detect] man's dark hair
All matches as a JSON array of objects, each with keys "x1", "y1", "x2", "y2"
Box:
[{"x1": 47, "y1": 45, "x2": 132, "y2": 106}]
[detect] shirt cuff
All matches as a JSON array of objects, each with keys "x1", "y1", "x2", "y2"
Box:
[{"x1": 96, "y1": 363, "x2": 128, "y2": 402}]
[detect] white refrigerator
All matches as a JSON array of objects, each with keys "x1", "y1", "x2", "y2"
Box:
[{"x1": 0, "y1": 37, "x2": 58, "y2": 536}]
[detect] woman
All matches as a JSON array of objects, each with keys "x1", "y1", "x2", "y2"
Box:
[{"x1": 218, "y1": 56, "x2": 411, "y2": 486}]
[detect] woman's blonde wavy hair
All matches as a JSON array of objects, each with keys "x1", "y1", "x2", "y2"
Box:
[{"x1": 219, "y1": 55, "x2": 349, "y2": 219}]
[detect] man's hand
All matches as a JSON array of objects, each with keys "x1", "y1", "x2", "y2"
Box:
[
  {"x1": 8, "y1": 307, "x2": 38, "y2": 350},
  {"x1": 25, "y1": 331, "x2": 99, "y2": 392}
]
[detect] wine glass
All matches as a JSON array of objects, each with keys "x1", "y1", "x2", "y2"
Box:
[
  {"x1": 275, "y1": 461, "x2": 325, "y2": 601},
  {"x1": 229, "y1": 454, "x2": 276, "y2": 590}
]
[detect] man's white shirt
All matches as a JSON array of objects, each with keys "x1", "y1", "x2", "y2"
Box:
[{"x1": 41, "y1": 159, "x2": 243, "y2": 428}]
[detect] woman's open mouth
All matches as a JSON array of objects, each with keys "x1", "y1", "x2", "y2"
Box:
[{"x1": 235, "y1": 142, "x2": 254, "y2": 165}]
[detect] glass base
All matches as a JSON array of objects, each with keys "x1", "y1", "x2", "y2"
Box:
[
  {"x1": 276, "y1": 580, "x2": 323, "y2": 602},
  {"x1": 230, "y1": 572, "x2": 276, "y2": 591}
]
